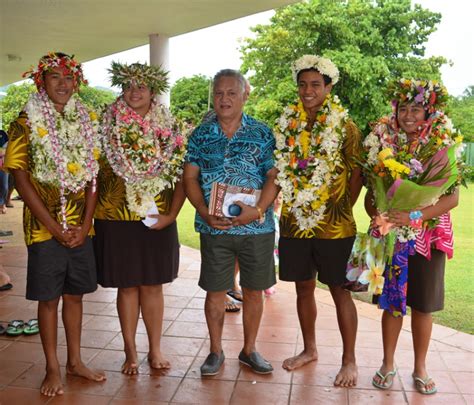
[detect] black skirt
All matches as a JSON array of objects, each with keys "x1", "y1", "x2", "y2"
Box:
[{"x1": 93, "y1": 219, "x2": 179, "y2": 288}]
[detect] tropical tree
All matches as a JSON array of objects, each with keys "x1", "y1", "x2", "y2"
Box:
[
  {"x1": 240, "y1": 0, "x2": 446, "y2": 133},
  {"x1": 449, "y1": 86, "x2": 474, "y2": 142},
  {"x1": 170, "y1": 75, "x2": 212, "y2": 125}
]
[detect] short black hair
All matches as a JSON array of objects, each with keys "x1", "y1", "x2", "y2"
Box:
[{"x1": 297, "y1": 68, "x2": 332, "y2": 86}]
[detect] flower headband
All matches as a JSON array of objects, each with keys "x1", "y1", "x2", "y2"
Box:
[
  {"x1": 108, "y1": 61, "x2": 169, "y2": 95},
  {"x1": 388, "y1": 78, "x2": 449, "y2": 113},
  {"x1": 22, "y1": 52, "x2": 87, "y2": 90},
  {"x1": 291, "y1": 55, "x2": 339, "y2": 85}
]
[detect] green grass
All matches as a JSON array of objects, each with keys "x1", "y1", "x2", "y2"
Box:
[{"x1": 177, "y1": 187, "x2": 474, "y2": 334}]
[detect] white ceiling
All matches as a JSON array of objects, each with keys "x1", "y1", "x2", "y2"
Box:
[{"x1": 0, "y1": 0, "x2": 298, "y2": 86}]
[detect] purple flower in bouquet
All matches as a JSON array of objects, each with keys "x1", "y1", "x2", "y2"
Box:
[
  {"x1": 414, "y1": 86, "x2": 425, "y2": 104},
  {"x1": 408, "y1": 158, "x2": 423, "y2": 178},
  {"x1": 297, "y1": 159, "x2": 308, "y2": 169}
]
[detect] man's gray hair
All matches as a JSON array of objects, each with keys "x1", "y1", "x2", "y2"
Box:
[{"x1": 213, "y1": 69, "x2": 246, "y2": 94}]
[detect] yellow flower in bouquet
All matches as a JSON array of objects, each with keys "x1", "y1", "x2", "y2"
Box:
[{"x1": 378, "y1": 148, "x2": 393, "y2": 161}]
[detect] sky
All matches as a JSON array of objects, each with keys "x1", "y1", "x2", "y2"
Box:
[{"x1": 80, "y1": 1, "x2": 473, "y2": 97}]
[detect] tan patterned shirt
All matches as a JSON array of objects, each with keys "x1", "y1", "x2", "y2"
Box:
[
  {"x1": 4, "y1": 112, "x2": 93, "y2": 245},
  {"x1": 279, "y1": 120, "x2": 362, "y2": 239},
  {"x1": 93, "y1": 157, "x2": 173, "y2": 221}
]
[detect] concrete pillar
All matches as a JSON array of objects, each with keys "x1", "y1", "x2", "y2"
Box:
[{"x1": 149, "y1": 33, "x2": 170, "y2": 106}]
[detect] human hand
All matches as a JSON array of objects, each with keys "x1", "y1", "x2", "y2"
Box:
[
  {"x1": 204, "y1": 213, "x2": 233, "y2": 230},
  {"x1": 388, "y1": 209, "x2": 410, "y2": 227},
  {"x1": 149, "y1": 214, "x2": 175, "y2": 230},
  {"x1": 230, "y1": 201, "x2": 260, "y2": 227},
  {"x1": 66, "y1": 224, "x2": 88, "y2": 248}
]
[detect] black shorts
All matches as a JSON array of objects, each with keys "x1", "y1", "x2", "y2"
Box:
[
  {"x1": 407, "y1": 249, "x2": 446, "y2": 313},
  {"x1": 279, "y1": 236, "x2": 356, "y2": 286},
  {"x1": 26, "y1": 237, "x2": 97, "y2": 301}
]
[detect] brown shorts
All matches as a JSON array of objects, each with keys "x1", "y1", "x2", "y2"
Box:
[
  {"x1": 278, "y1": 236, "x2": 356, "y2": 286},
  {"x1": 407, "y1": 249, "x2": 446, "y2": 313}
]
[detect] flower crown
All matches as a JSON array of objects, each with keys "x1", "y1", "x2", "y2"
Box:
[
  {"x1": 109, "y1": 61, "x2": 169, "y2": 95},
  {"x1": 291, "y1": 55, "x2": 339, "y2": 85},
  {"x1": 23, "y1": 52, "x2": 87, "y2": 90},
  {"x1": 388, "y1": 78, "x2": 449, "y2": 113}
]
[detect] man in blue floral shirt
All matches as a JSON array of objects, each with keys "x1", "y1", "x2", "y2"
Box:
[{"x1": 184, "y1": 69, "x2": 279, "y2": 376}]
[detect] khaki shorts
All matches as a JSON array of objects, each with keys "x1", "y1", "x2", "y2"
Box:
[{"x1": 199, "y1": 233, "x2": 276, "y2": 292}]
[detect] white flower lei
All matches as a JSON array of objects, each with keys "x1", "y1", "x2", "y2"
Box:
[
  {"x1": 101, "y1": 97, "x2": 187, "y2": 217},
  {"x1": 25, "y1": 90, "x2": 100, "y2": 229},
  {"x1": 274, "y1": 95, "x2": 348, "y2": 230}
]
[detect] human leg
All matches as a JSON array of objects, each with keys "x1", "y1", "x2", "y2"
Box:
[
  {"x1": 411, "y1": 309, "x2": 437, "y2": 394},
  {"x1": 372, "y1": 310, "x2": 403, "y2": 389},
  {"x1": 283, "y1": 279, "x2": 318, "y2": 370},
  {"x1": 38, "y1": 297, "x2": 63, "y2": 396},
  {"x1": 139, "y1": 284, "x2": 170, "y2": 369},
  {"x1": 241, "y1": 287, "x2": 264, "y2": 355},
  {"x1": 62, "y1": 294, "x2": 106, "y2": 381},
  {"x1": 205, "y1": 290, "x2": 228, "y2": 354},
  {"x1": 117, "y1": 287, "x2": 140, "y2": 374},
  {"x1": 329, "y1": 285, "x2": 358, "y2": 386}
]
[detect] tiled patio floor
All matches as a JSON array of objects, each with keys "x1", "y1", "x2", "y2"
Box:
[{"x1": 0, "y1": 207, "x2": 473, "y2": 404}]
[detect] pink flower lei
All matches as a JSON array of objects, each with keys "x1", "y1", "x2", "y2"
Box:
[
  {"x1": 102, "y1": 97, "x2": 180, "y2": 181},
  {"x1": 36, "y1": 89, "x2": 98, "y2": 230}
]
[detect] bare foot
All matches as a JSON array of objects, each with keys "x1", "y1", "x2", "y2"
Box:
[
  {"x1": 282, "y1": 350, "x2": 318, "y2": 371},
  {"x1": 40, "y1": 369, "x2": 64, "y2": 397},
  {"x1": 148, "y1": 352, "x2": 171, "y2": 369},
  {"x1": 121, "y1": 358, "x2": 139, "y2": 375},
  {"x1": 334, "y1": 362, "x2": 358, "y2": 387},
  {"x1": 66, "y1": 362, "x2": 106, "y2": 381}
]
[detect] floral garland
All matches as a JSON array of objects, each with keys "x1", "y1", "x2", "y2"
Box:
[
  {"x1": 291, "y1": 55, "x2": 339, "y2": 84},
  {"x1": 363, "y1": 111, "x2": 464, "y2": 242},
  {"x1": 25, "y1": 90, "x2": 100, "y2": 229},
  {"x1": 101, "y1": 97, "x2": 187, "y2": 217},
  {"x1": 23, "y1": 52, "x2": 87, "y2": 90},
  {"x1": 388, "y1": 78, "x2": 449, "y2": 114},
  {"x1": 274, "y1": 95, "x2": 348, "y2": 230}
]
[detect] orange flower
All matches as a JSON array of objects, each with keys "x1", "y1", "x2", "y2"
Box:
[
  {"x1": 288, "y1": 136, "x2": 295, "y2": 147},
  {"x1": 318, "y1": 114, "x2": 327, "y2": 124},
  {"x1": 289, "y1": 119, "x2": 298, "y2": 129},
  {"x1": 290, "y1": 154, "x2": 297, "y2": 168}
]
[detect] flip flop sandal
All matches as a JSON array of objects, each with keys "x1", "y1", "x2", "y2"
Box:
[
  {"x1": 413, "y1": 374, "x2": 437, "y2": 395},
  {"x1": 23, "y1": 319, "x2": 40, "y2": 335},
  {"x1": 372, "y1": 369, "x2": 397, "y2": 390},
  {"x1": 6, "y1": 320, "x2": 25, "y2": 336},
  {"x1": 226, "y1": 289, "x2": 243, "y2": 302},
  {"x1": 0, "y1": 283, "x2": 13, "y2": 291},
  {"x1": 225, "y1": 298, "x2": 241, "y2": 313}
]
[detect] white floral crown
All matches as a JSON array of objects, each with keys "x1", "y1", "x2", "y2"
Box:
[{"x1": 291, "y1": 55, "x2": 339, "y2": 85}]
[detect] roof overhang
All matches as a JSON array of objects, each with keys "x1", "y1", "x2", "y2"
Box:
[{"x1": 0, "y1": 0, "x2": 299, "y2": 86}]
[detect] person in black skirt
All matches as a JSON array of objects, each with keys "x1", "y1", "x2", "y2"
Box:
[{"x1": 94, "y1": 62, "x2": 187, "y2": 374}]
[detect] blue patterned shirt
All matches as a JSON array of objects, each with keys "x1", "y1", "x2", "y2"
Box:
[{"x1": 186, "y1": 113, "x2": 275, "y2": 235}]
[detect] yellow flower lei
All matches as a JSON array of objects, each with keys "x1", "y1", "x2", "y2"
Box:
[{"x1": 274, "y1": 95, "x2": 348, "y2": 230}]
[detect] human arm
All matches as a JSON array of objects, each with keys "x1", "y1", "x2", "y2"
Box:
[
  {"x1": 349, "y1": 167, "x2": 363, "y2": 206},
  {"x1": 11, "y1": 168, "x2": 73, "y2": 246},
  {"x1": 388, "y1": 189, "x2": 459, "y2": 227},
  {"x1": 231, "y1": 167, "x2": 280, "y2": 227},
  {"x1": 149, "y1": 178, "x2": 187, "y2": 230},
  {"x1": 67, "y1": 182, "x2": 98, "y2": 248},
  {"x1": 183, "y1": 162, "x2": 232, "y2": 230}
]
